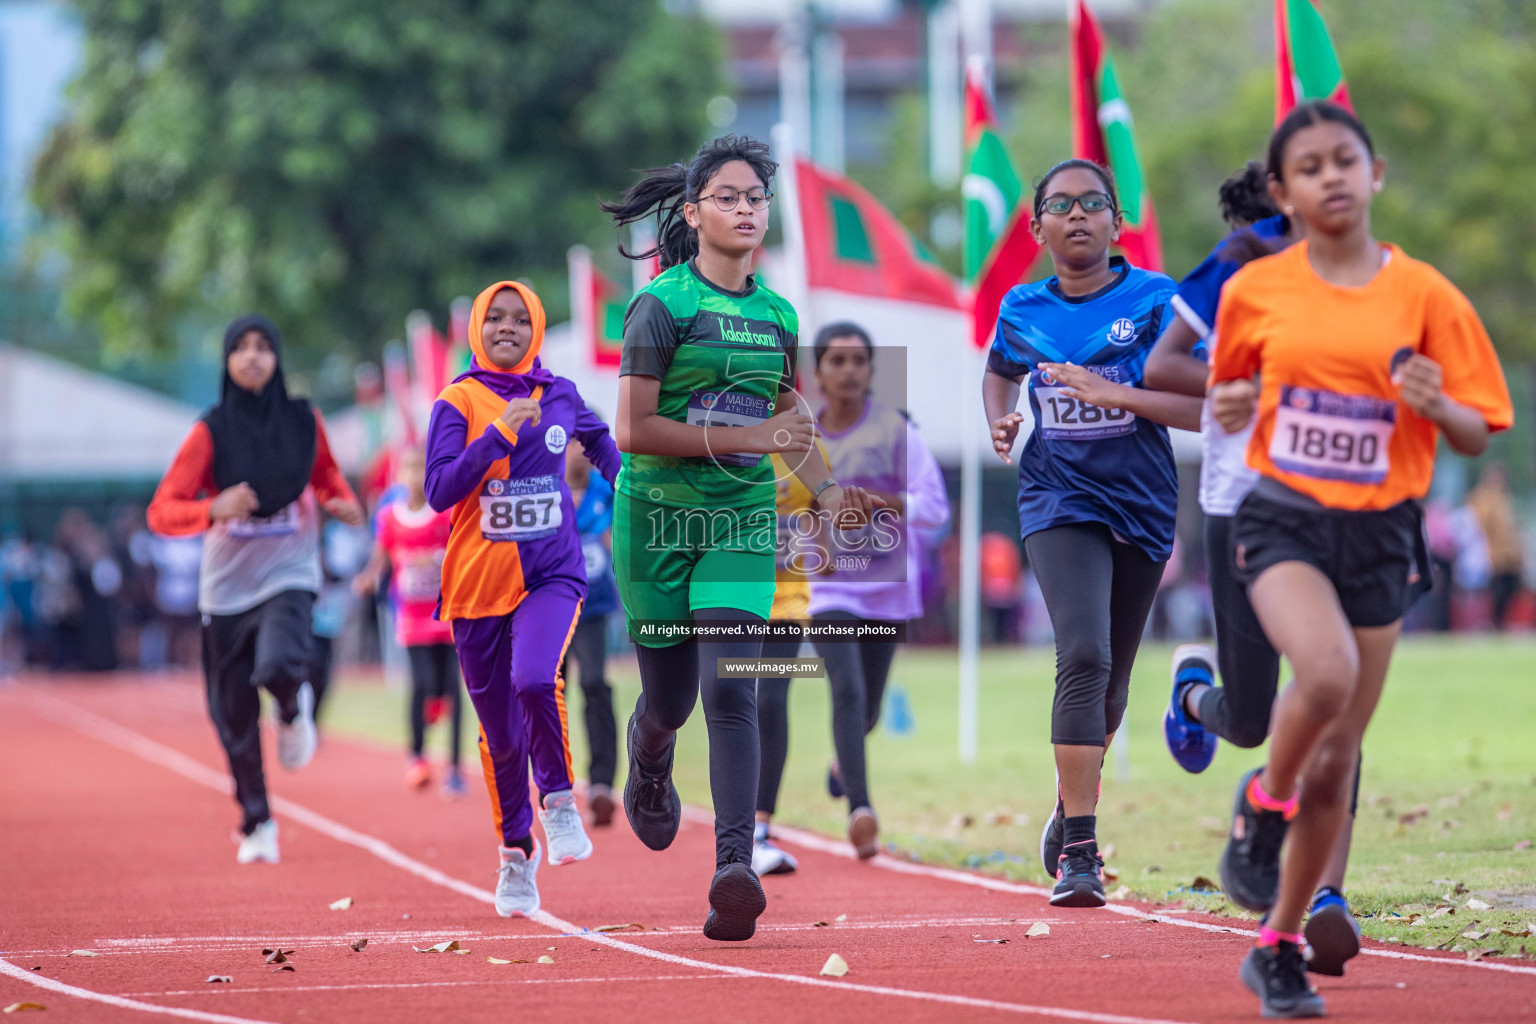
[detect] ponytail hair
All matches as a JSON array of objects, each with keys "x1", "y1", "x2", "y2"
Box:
[
  {"x1": 1217, "y1": 160, "x2": 1280, "y2": 229},
  {"x1": 601, "y1": 135, "x2": 778, "y2": 269}
]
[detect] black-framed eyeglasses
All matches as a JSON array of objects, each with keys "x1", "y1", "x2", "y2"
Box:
[
  {"x1": 696, "y1": 188, "x2": 773, "y2": 211},
  {"x1": 1038, "y1": 191, "x2": 1114, "y2": 216}
]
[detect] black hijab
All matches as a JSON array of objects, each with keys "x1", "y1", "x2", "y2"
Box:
[{"x1": 202, "y1": 314, "x2": 317, "y2": 518}]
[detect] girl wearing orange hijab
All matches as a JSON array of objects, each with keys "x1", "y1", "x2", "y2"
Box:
[{"x1": 424, "y1": 281, "x2": 621, "y2": 917}]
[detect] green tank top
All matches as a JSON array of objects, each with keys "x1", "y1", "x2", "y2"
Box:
[{"x1": 617, "y1": 259, "x2": 799, "y2": 510}]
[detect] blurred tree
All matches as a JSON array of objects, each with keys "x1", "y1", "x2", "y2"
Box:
[{"x1": 32, "y1": 0, "x2": 721, "y2": 368}]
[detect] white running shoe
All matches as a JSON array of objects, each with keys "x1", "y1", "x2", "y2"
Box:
[
  {"x1": 276, "y1": 682, "x2": 317, "y2": 771},
  {"x1": 495, "y1": 841, "x2": 541, "y2": 917},
  {"x1": 751, "y1": 822, "x2": 798, "y2": 876},
  {"x1": 539, "y1": 789, "x2": 594, "y2": 866},
  {"x1": 236, "y1": 819, "x2": 280, "y2": 864}
]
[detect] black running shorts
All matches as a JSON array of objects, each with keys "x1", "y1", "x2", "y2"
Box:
[{"x1": 1232, "y1": 491, "x2": 1430, "y2": 629}]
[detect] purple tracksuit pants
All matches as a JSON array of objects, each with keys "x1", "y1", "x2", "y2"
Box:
[{"x1": 454, "y1": 580, "x2": 583, "y2": 847}]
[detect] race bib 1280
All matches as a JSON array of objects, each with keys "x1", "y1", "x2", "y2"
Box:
[
  {"x1": 687, "y1": 389, "x2": 771, "y2": 467},
  {"x1": 1034, "y1": 386, "x2": 1136, "y2": 440},
  {"x1": 1269, "y1": 385, "x2": 1395, "y2": 484},
  {"x1": 480, "y1": 475, "x2": 563, "y2": 543}
]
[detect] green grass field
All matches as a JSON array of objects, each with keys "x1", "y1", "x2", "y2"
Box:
[{"x1": 323, "y1": 635, "x2": 1536, "y2": 958}]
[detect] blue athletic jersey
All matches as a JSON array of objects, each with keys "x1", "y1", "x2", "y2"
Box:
[
  {"x1": 988, "y1": 257, "x2": 1179, "y2": 561},
  {"x1": 1169, "y1": 214, "x2": 1288, "y2": 359},
  {"x1": 574, "y1": 475, "x2": 619, "y2": 617}
]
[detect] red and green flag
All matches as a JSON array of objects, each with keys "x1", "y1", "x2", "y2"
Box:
[
  {"x1": 567, "y1": 245, "x2": 628, "y2": 370},
  {"x1": 963, "y1": 59, "x2": 1041, "y2": 349},
  {"x1": 1275, "y1": 0, "x2": 1352, "y2": 122},
  {"x1": 795, "y1": 155, "x2": 962, "y2": 309},
  {"x1": 443, "y1": 296, "x2": 473, "y2": 382},
  {"x1": 1070, "y1": 0, "x2": 1163, "y2": 272}
]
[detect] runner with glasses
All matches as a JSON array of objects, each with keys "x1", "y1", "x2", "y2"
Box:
[
  {"x1": 982, "y1": 158, "x2": 1200, "y2": 909},
  {"x1": 601, "y1": 134, "x2": 880, "y2": 941}
]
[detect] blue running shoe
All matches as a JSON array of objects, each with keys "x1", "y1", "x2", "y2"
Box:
[
  {"x1": 1304, "y1": 886, "x2": 1361, "y2": 977},
  {"x1": 1164, "y1": 644, "x2": 1219, "y2": 774}
]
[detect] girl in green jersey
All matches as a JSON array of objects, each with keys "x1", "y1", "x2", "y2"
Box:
[{"x1": 602, "y1": 135, "x2": 879, "y2": 941}]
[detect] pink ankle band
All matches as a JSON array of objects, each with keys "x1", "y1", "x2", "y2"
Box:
[
  {"x1": 1247, "y1": 775, "x2": 1299, "y2": 819},
  {"x1": 1257, "y1": 925, "x2": 1304, "y2": 947}
]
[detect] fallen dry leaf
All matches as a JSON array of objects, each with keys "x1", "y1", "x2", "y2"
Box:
[
  {"x1": 66, "y1": 950, "x2": 97, "y2": 958},
  {"x1": 983, "y1": 811, "x2": 1015, "y2": 827},
  {"x1": 537, "y1": 955, "x2": 555, "y2": 964},
  {"x1": 1430, "y1": 906, "x2": 1454, "y2": 919},
  {"x1": 1398, "y1": 805, "x2": 1430, "y2": 825},
  {"x1": 819, "y1": 953, "x2": 850, "y2": 977},
  {"x1": 1499, "y1": 927, "x2": 1532, "y2": 938},
  {"x1": 1109, "y1": 885, "x2": 1133, "y2": 901},
  {"x1": 592, "y1": 923, "x2": 645, "y2": 933},
  {"x1": 263, "y1": 951, "x2": 290, "y2": 964},
  {"x1": 835, "y1": 914, "x2": 847, "y2": 922},
  {"x1": 329, "y1": 897, "x2": 353, "y2": 911},
  {"x1": 1101, "y1": 866, "x2": 1120, "y2": 882},
  {"x1": 1463, "y1": 929, "x2": 1491, "y2": 940},
  {"x1": 973, "y1": 938, "x2": 1008, "y2": 944},
  {"x1": 205, "y1": 976, "x2": 232, "y2": 984},
  {"x1": 1467, "y1": 948, "x2": 1499, "y2": 962},
  {"x1": 811, "y1": 921, "x2": 830, "y2": 928},
  {"x1": 1190, "y1": 876, "x2": 1220, "y2": 892},
  {"x1": 487, "y1": 957, "x2": 513, "y2": 965},
  {"x1": 271, "y1": 964, "x2": 295, "y2": 973},
  {"x1": 1466, "y1": 899, "x2": 1492, "y2": 911},
  {"x1": 452, "y1": 950, "x2": 471, "y2": 955},
  {"x1": 414, "y1": 941, "x2": 461, "y2": 954},
  {"x1": 1026, "y1": 922, "x2": 1051, "y2": 938},
  {"x1": 3, "y1": 1003, "x2": 46, "y2": 1013},
  {"x1": 349, "y1": 939, "x2": 368, "y2": 952}
]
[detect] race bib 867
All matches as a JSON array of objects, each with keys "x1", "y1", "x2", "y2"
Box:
[{"x1": 480, "y1": 475, "x2": 563, "y2": 543}]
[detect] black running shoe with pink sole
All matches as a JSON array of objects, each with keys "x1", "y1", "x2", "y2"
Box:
[
  {"x1": 1241, "y1": 941, "x2": 1325, "y2": 1018},
  {"x1": 1049, "y1": 842, "x2": 1106, "y2": 908},
  {"x1": 1220, "y1": 767, "x2": 1292, "y2": 913}
]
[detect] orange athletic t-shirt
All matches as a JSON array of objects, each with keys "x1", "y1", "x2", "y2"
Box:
[{"x1": 1210, "y1": 242, "x2": 1513, "y2": 511}]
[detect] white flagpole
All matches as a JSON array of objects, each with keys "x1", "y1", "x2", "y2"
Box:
[
  {"x1": 567, "y1": 245, "x2": 594, "y2": 371},
  {"x1": 957, "y1": 0, "x2": 993, "y2": 766},
  {"x1": 770, "y1": 122, "x2": 810, "y2": 329}
]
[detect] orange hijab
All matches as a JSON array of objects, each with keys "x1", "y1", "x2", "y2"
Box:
[{"x1": 467, "y1": 280, "x2": 547, "y2": 377}]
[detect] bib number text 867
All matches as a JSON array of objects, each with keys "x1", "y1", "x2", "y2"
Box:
[{"x1": 486, "y1": 496, "x2": 556, "y2": 531}]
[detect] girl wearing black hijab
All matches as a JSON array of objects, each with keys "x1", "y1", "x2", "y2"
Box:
[{"x1": 149, "y1": 314, "x2": 364, "y2": 865}]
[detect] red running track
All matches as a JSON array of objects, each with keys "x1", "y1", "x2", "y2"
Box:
[{"x1": 2, "y1": 674, "x2": 1532, "y2": 1023}]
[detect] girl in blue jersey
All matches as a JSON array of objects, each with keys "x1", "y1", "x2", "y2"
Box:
[{"x1": 981, "y1": 159, "x2": 1201, "y2": 908}]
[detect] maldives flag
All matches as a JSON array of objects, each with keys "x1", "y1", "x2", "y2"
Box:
[
  {"x1": 407, "y1": 311, "x2": 448, "y2": 428},
  {"x1": 1275, "y1": 0, "x2": 1352, "y2": 121},
  {"x1": 795, "y1": 156, "x2": 962, "y2": 309},
  {"x1": 443, "y1": 296, "x2": 473, "y2": 382},
  {"x1": 567, "y1": 245, "x2": 628, "y2": 370},
  {"x1": 963, "y1": 59, "x2": 1040, "y2": 349},
  {"x1": 1070, "y1": 0, "x2": 1163, "y2": 272}
]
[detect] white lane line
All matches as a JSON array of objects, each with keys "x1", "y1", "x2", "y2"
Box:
[
  {"x1": 28, "y1": 693, "x2": 1202, "y2": 1024},
  {"x1": 762, "y1": 820, "x2": 1536, "y2": 978},
  {"x1": 0, "y1": 957, "x2": 280, "y2": 1024},
  {"x1": 119, "y1": 974, "x2": 733, "y2": 997}
]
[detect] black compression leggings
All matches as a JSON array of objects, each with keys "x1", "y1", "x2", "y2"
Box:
[
  {"x1": 631, "y1": 607, "x2": 764, "y2": 869},
  {"x1": 406, "y1": 642, "x2": 462, "y2": 766},
  {"x1": 1025, "y1": 524, "x2": 1166, "y2": 747},
  {"x1": 1198, "y1": 515, "x2": 1283, "y2": 748},
  {"x1": 754, "y1": 637, "x2": 810, "y2": 817},
  {"x1": 812, "y1": 612, "x2": 898, "y2": 812}
]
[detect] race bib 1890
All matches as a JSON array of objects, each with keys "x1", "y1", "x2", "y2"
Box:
[
  {"x1": 228, "y1": 503, "x2": 298, "y2": 539},
  {"x1": 687, "y1": 389, "x2": 771, "y2": 467},
  {"x1": 480, "y1": 475, "x2": 563, "y2": 543},
  {"x1": 1269, "y1": 385, "x2": 1395, "y2": 484},
  {"x1": 1035, "y1": 386, "x2": 1136, "y2": 440}
]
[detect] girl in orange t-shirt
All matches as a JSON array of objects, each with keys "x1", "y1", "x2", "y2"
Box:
[{"x1": 1208, "y1": 102, "x2": 1513, "y2": 1018}]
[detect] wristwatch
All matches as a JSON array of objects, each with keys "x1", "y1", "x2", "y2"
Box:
[{"x1": 811, "y1": 478, "x2": 839, "y2": 504}]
